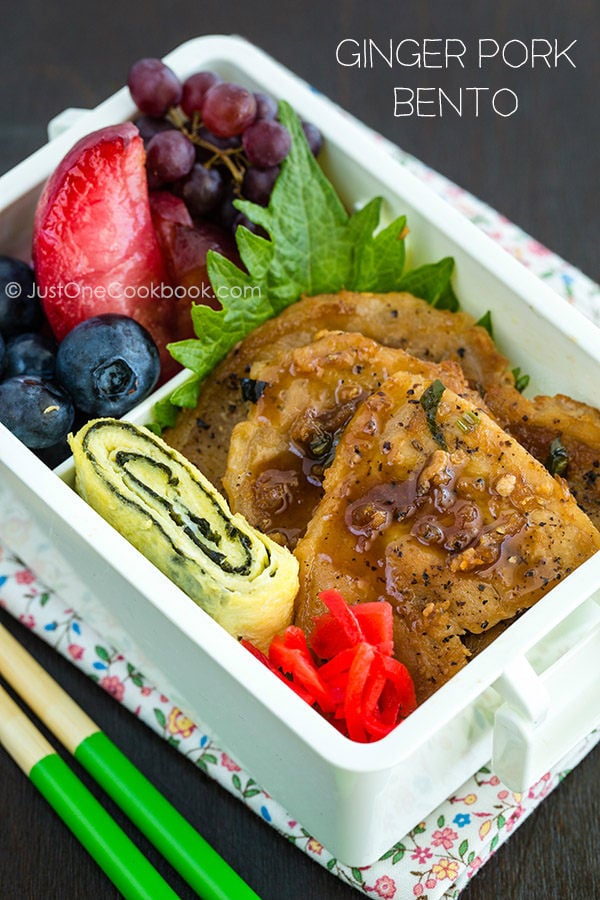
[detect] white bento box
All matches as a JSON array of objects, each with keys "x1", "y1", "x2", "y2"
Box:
[{"x1": 1, "y1": 35, "x2": 599, "y2": 866}]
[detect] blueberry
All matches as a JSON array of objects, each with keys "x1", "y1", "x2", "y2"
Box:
[
  {"x1": 0, "y1": 376, "x2": 74, "y2": 449},
  {"x1": 55, "y1": 314, "x2": 160, "y2": 416},
  {"x1": 0, "y1": 255, "x2": 43, "y2": 335},
  {"x1": 4, "y1": 332, "x2": 56, "y2": 379}
]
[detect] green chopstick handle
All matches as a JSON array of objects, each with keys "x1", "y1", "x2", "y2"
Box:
[
  {"x1": 75, "y1": 731, "x2": 261, "y2": 900},
  {"x1": 29, "y1": 753, "x2": 180, "y2": 900}
]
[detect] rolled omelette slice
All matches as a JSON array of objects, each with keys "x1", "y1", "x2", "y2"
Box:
[{"x1": 69, "y1": 418, "x2": 298, "y2": 651}]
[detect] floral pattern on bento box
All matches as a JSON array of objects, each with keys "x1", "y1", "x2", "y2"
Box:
[{"x1": 1, "y1": 137, "x2": 600, "y2": 898}]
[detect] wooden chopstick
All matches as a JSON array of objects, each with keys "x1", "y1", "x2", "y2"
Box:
[
  {"x1": 0, "y1": 683, "x2": 180, "y2": 900},
  {"x1": 0, "y1": 622, "x2": 261, "y2": 900}
]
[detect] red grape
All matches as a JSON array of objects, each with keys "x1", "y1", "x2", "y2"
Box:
[
  {"x1": 212, "y1": 184, "x2": 240, "y2": 231},
  {"x1": 134, "y1": 115, "x2": 176, "y2": 146},
  {"x1": 242, "y1": 165, "x2": 280, "y2": 206},
  {"x1": 128, "y1": 58, "x2": 182, "y2": 117},
  {"x1": 301, "y1": 121, "x2": 323, "y2": 157},
  {"x1": 196, "y1": 125, "x2": 241, "y2": 152},
  {"x1": 181, "y1": 164, "x2": 224, "y2": 217},
  {"x1": 146, "y1": 131, "x2": 195, "y2": 185},
  {"x1": 242, "y1": 119, "x2": 291, "y2": 168},
  {"x1": 129, "y1": 61, "x2": 325, "y2": 243},
  {"x1": 181, "y1": 71, "x2": 221, "y2": 118},
  {"x1": 253, "y1": 91, "x2": 278, "y2": 120},
  {"x1": 202, "y1": 82, "x2": 257, "y2": 137}
]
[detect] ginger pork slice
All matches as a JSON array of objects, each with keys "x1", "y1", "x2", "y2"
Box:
[
  {"x1": 163, "y1": 290, "x2": 512, "y2": 491},
  {"x1": 293, "y1": 372, "x2": 600, "y2": 704},
  {"x1": 223, "y1": 330, "x2": 475, "y2": 548},
  {"x1": 485, "y1": 385, "x2": 600, "y2": 529}
]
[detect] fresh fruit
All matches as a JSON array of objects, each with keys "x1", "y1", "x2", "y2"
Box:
[
  {"x1": 253, "y1": 91, "x2": 278, "y2": 121},
  {"x1": 301, "y1": 121, "x2": 323, "y2": 157},
  {"x1": 150, "y1": 192, "x2": 237, "y2": 312},
  {"x1": 134, "y1": 114, "x2": 176, "y2": 146},
  {"x1": 126, "y1": 58, "x2": 323, "y2": 246},
  {"x1": 145, "y1": 130, "x2": 195, "y2": 186},
  {"x1": 194, "y1": 125, "x2": 241, "y2": 154},
  {"x1": 31, "y1": 122, "x2": 183, "y2": 378},
  {"x1": 242, "y1": 119, "x2": 292, "y2": 168},
  {"x1": 180, "y1": 164, "x2": 224, "y2": 217},
  {"x1": 0, "y1": 256, "x2": 42, "y2": 335},
  {"x1": 180, "y1": 71, "x2": 221, "y2": 118},
  {"x1": 150, "y1": 192, "x2": 193, "y2": 272},
  {"x1": 55, "y1": 314, "x2": 160, "y2": 417},
  {"x1": 241, "y1": 166, "x2": 280, "y2": 206},
  {"x1": 4, "y1": 332, "x2": 56, "y2": 379},
  {"x1": 201, "y1": 82, "x2": 257, "y2": 137},
  {"x1": 0, "y1": 376, "x2": 74, "y2": 449},
  {"x1": 149, "y1": 190, "x2": 194, "y2": 235},
  {"x1": 127, "y1": 58, "x2": 182, "y2": 117},
  {"x1": 169, "y1": 222, "x2": 237, "y2": 309},
  {"x1": 211, "y1": 184, "x2": 240, "y2": 231},
  {"x1": 0, "y1": 59, "x2": 325, "y2": 470}
]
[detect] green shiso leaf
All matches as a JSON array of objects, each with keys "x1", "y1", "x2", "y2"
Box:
[
  {"x1": 512, "y1": 366, "x2": 530, "y2": 393},
  {"x1": 157, "y1": 101, "x2": 457, "y2": 422},
  {"x1": 476, "y1": 310, "x2": 494, "y2": 337},
  {"x1": 397, "y1": 257, "x2": 458, "y2": 311}
]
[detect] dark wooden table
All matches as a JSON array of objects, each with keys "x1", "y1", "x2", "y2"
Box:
[{"x1": 1, "y1": 1, "x2": 599, "y2": 897}]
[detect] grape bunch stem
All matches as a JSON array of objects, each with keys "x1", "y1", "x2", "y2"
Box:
[{"x1": 167, "y1": 107, "x2": 246, "y2": 186}]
